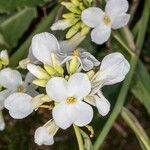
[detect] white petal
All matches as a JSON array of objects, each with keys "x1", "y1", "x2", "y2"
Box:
[
  {"x1": 46, "y1": 77, "x2": 68, "y2": 102},
  {"x1": 0, "y1": 89, "x2": 11, "y2": 109},
  {"x1": 94, "y1": 92, "x2": 110, "y2": 116},
  {"x1": 81, "y1": 58, "x2": 94, "y2": 71},
  {"x1": 68, "y1": 73, "x2": 91, "y2": 100},
  {"x1": 81, "y1": 51, "x2": 100, "y2": 66},
  {"x1": 98, "y1": 52, "x2": 130, "y2": 85},
  {"x1": 81, "y1": 7, "x2": 105, "y2": 28},
  {"x1": 34, "y1": 127, "x2": 54, "y2": 146},
  {"x1": 105, "y1": 0, "x2": 129, "y2": 20},
  {"x1": 51, "y1": 20, "x2": 73, "y2": 31},
  {"x1": 31, "y1": 32, "x2": 59, "y2": 65},
  {"x1": 73, "y1": 101, "x2": 93, "y2": 126},
  {"x1": 25, "y1": 72, "x2": 36, "y2": 84},
  {"x1": 0, "y1": 111, "x2": 5, "y2": 131},
  {"x1": 52, "y1": 103, "x2": 73, "y2": 129},
  {"x1": 111, "y1": 14, "x2": 130, "y2": 29},
  {"x1": 0, "y1": 68, "x2": 22, "y2": 90},
  {"x1": 28, "y1": 46, "x2": 37, "y2": 62},
  {"x1": 91, "y1": 23, "x2": 111, "y2": 45},
  {"x1": 59, "y1": 33, "x2": 86, "y2": 54},
  {"x1": 4, "y1": 93, "x2": 34, "y2": 119}
]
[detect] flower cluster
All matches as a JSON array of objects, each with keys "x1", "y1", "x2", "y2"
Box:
[
  {"x1": 0, "y1": 32, "x2": 130, "y2": 145},
  {"x1": 0, "y1": 0, "x2": 131, "y2": 147},
  {"x1": 52, "y1": 0, "x2": 130, "y2": 45}
]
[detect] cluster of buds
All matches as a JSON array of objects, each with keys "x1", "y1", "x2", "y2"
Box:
[{"x1": 51, "y1": 0, "x2": 93, "y2": 39}]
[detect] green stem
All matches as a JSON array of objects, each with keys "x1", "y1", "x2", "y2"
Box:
[
  {"x1": 121, "y1": 108, "x2": 150, "y2": 150},
  {"x1": 73, "y1": 124, "x2": 84, "y2": 150},
  {"x1": 112, "y1": 33, "x2": 134, "y2": 57},
  {"x1": 94, "y1": 0, "x2": 149, "y2": 149}
]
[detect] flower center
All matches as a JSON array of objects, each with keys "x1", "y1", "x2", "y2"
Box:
[
  {"x1": 17, "y1": 85, "x2": 25, "y2": 92},
  {"x1": 103, "y1": 15, "x2": 111, "y2": 25},
  {"x1": 66, "y1": 97, "x2": 76, "y2": 104},
  {"x1": 73, "y1": 49, "x2": 80, "y2": 57}
]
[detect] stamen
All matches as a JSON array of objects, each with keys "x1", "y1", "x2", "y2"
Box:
[
  {"x1": 73, "y1": 49, "x2": 80, "y2": 56},
  {"x1": 17, "y1": 85, "x2": 25, "y2": 92},
  {"x1": 66, "y1": 97, "x2": 76, "y2": 104},
  {"x1": 103, "y1": 15, "x2": 111, "y2": 25}
]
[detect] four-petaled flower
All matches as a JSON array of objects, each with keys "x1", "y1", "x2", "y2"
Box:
[
  {"x1": 46, "y1": 73, "x2": 93, "y2": 129},
  {"x1": 81, "y1": 0, "x2": 130, "y2": 44}
]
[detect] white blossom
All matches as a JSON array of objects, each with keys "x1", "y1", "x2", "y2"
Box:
[
  {"x1": 85, "y1": 52, "x2": 130, "y2": 116},
  {"x1": 4, "y1": 92, "x2": 51, "y2": 119},
  {"x1": 4, "y1": 93, "x2": 34, "y2": 119},
  {"x1": 46, "y1": 73, "x2": 93, "y2": 129},
  {"x1": 81, "y1": 0, "x2": 130, "y2": 44},
  {"x1": 34, "y1": 120, "x2": 59, "y2": 146},
  {"x1": 31, "y1": 32, "x2": 60, "y2": 65},
  {"x1": 0, "y1": 68, "x2": 38, "y2": 97}
]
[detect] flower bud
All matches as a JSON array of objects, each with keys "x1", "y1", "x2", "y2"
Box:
[
  {"x1": 32, "y1": 79, "x2": 48, "y2": 87},
  {"x1": 44, "y1": 64, "x2": 57, "y2": 76},
  {"x1": 69, "y1": 57, "x2": 78, "y2": 74},
  {"x1": 0, "y1": 50, "x2": 9, "y2": 66},
  {"x1": 27, "y1": 64, "x2": 50, "y2": 80}
]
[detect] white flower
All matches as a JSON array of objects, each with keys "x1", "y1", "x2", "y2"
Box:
[
  {"x1": 0, "y1": 110, "x2": 5, "y2": 131},
  {"x1": 46, "y1": 73, "x2": 93, "y2": 129},
  {"x1": 4, "y1": 93, "x2": 34, "y2": 119},
  {"x1": 92, "y1": 52, "x2": 130, "y2": 86},
  {"x1": 0, "y1": 68, "x2": 38, "y2": 96},
  {"x1": 85, "y1": 52, "x2": 130, "y2": 116},
  {"x1": 81, "y1": 0, "x2": 130, "y2": 44},
  {"x1": 34, "y1": 120, "x2": 59, "y2": 146},
  {"x1": 59, "y1": 48, "x2": 100, "y2": 71},
  {"x1": 31, "y1": 32, "x2": 60, "y2": 65},
  {"x1": 4, "y1": 93, "x2": 49, "y2": 119},
  {"x1": 58, "y1": 33, "x2": 100, "y2": 71}
]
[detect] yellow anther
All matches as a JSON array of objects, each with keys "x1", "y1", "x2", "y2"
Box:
[
  {"x1": 103, "y1": 15, "x2": 111, "y2": 25},
  {"x1": 86, "y1": 125, "x2": 94, "y2": 138},
  {"x1": 73, "y1": 49, "x2": 80, "y2": 56},
  {"x1": 17, "y1": 85, "x2": 25, "y2": 92},
  {"x1": 66, "y1": 97, "x2": 76, "y2": 104}
]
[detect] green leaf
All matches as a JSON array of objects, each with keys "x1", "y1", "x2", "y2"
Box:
[
  {"x1": 121, "y1": 107, "x2": 150, "y2": 150},
  {"x1": 0, "y1": 7, "x2": 37, "y2": 49},
  {"x1": 0, "y1": 0, "x2": 51, "y2": 14},
  {"x1": 131, "y1": 61, "x2": 150, "y2": 114}
]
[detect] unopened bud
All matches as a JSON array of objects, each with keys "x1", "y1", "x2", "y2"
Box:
[
  {"x1": 33, "y1": 79, "x2": 48, "y2": 87},
  {"x1": 19, "y1": 58, "x2": 31, "y2": 69},
  {"x1": 44, "y1": 64, "x2": 57, "y2": 76},
  {"x1": 0, "y1": 50, "x2": 9, "y2": 66},
  {"x1": 69, "y1": 57, "x2": 78, "y2": 74},
  {"x1": 61, "y1": 2, "x2": 81, "y2": 14},
  {"x1": 27, "y1": 64, "x2": 50, "y2": 80},
  {"x1": 54, "y1": 65, "x2": 64, "y2": 76}
]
